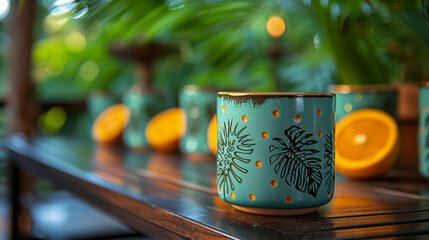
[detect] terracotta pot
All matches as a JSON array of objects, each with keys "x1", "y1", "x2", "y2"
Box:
[
  {"x1": 394, "y1": 83, "x2": 419, "y2": 171},
  {"x1": 395, "y1": 82, "x2": 419, "y2": 122}
]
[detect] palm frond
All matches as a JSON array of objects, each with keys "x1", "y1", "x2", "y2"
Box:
[{"x1": 269, "y1": 126, "x2": 323, "y2": 198}]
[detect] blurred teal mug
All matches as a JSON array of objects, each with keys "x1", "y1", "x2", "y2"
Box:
[
  {"x1": 122, "y1": 86, "x2": 166, "y2": 150},
  {"x1": 328, "y1": 84, "x2": 397, "y2": 121},
  {"x1": 419, "y1": 82, "x2": 429, "y2": 178},
  {"x1": 216, "y1": 92, "x2": 336, "y2": 216},
  {"x1": 179, "y1": 85, "x2": 217, "y2": 159}
]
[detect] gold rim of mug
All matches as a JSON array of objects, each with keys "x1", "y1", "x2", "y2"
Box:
[
  {"x1": 218, "y1": 92, "x2": 335, "y2": 97},
  {"x1": 328, "y1": 84, "x2": 396, "y2": 93}
]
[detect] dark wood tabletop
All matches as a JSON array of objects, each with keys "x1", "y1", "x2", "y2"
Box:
[{"x1": 5, "y1": 134, "x2": 429, "y2": 239}]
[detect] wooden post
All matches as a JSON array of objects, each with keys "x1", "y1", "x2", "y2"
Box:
[
  {"x1": 6, "y1": 0, "x2": 38, "y2": 136},
  {"x1": 109, "y1": 43, "x2": 172, "y2": 92},
  {"x1": 6, "y1": 1, "x2": 38, "y2": 238},
  {"x1": 136, "y1": 62, "x2": 153, "y2": 92}
]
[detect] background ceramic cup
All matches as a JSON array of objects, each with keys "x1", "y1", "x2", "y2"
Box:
[
  {"x1": 329, "y1": 84, "x2": 397, "y2": 121},
  {"x1": 216, "y1": 92, "x2": 336, "y2": 216},
  {"x1": 419, "y1": 83, "x2": 429, "y2": 178},
  {"x1": 87, "y1": 90, "x2": 119, "y2": 121},
  {"x1": 122, "y1": 86, "x2": 165, "y2": 150},
  {"x1": 179, "y1": 85, "x2": 217, "y2": 158}
]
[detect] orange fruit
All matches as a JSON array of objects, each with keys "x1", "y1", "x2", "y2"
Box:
[
  {"x1": 92, "y1": 104, "x2": 130, "y2": 146},
  {"x1": 207, "y1": 114, "x2": 217, "y2": 156},
  {"x1": 145, "y1": 107, "x2": 186, "y2": 154},
  {"x1": 335, "y1": 108, "x2": 400, "y2": 179}
]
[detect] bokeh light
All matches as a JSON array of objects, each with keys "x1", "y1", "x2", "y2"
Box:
[
  {"x1": 79, "y1": 60, "x2": 99, "y2": 82},
  {"x1": 65, "y1": 31, "x2": 86, "y2": 53},
  {"x1": 72, "y1": 4, "x2": 88, "y2": 19},
  {"x1": 38, "y1": 107, "x2": 67, "y2": 134},
  {"x1": 314, "y1": 32, "x2": 320, "y2": 50},
  {"x1": 0, "y1": 0, "x2": 9, "y2": 20},
  {"x1": 46, "y1": 48, "x2": 68, "y2": 77},
  {"x1": 267, "y1": 16, "x2": 285, "y2": 38},
  {"x1": 44, "y1": 14, "x2": 70, "y2": 33},
  {"x1": 50, "y1": 0, "x2": 76, "y2": 16}
]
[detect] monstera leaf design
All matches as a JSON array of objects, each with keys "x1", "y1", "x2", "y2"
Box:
[
  {"x1": 217, "y1": 119, "x2": 254, "y2": 197},
  {"x1": 269, "y1": 126, "x2": 322, "y2": 198},
  {"x1": 323, "y1": 132, "x2": 334, "y2": 196}
]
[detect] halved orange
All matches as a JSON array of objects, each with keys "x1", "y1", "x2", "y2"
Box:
[
  {"x1": 92, "y1": 104, "x2": 130, "y2": 146},
  {"x1": 207, "y1": 114, "x2": 217, "y2": 156},
  {"x1": 336, "y1": 108, "x2": 400, "y2": 179},
  {"x1": 145, "y1": 107, "x2": 186, "y2": 154}
]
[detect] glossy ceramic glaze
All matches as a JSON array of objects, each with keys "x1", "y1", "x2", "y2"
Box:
[
  {"x1": 216, "y1": 92, "x2": 336, "y2": 215},
  {"x1": 179, "y1": 85, "x2": 217, "y2": 157},
  {"x1": 419, "y1": 84, "x2": 429, "y2": 178},
  {"x1": 329, "y1": 85, "x2": 397, "y2": 121},
  {"x1": 122, "y1": 86, "x2": 165, "y2": 149}
]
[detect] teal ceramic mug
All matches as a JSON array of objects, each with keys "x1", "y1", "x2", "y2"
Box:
[
  {"x1": 329, "y1": 84, "x2": 397, "y2": 121},
  {"x1": 216, "y1": 92, "x2": 336, "y2": 216},
  {"x1": 179, "y1": 85, "x2": 217, "y2": 159},
  {"x1": 122, "y1": 86, "x2": 165, "y2": 150},
  {"x1": 419, "y1": 83, "x2": 429, "y2": 178},
  {"x1": 87, "y1": 90, "x2": 119, "y2": 121}
]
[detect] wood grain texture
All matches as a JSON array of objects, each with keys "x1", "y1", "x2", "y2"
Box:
[{"x1": 6, "y1": 135, "x2": 429, "y2": 239}]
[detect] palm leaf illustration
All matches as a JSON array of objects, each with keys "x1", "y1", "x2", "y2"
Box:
[
  {"x1": 217, "y1": 119, "x2": 254, "y2": 197},
  {"x1": 269, "y1": 126, "x2": 322, "y2": 198},
  {"x1": 323, "y1": 132, "x2": 334, "y2": 196}
]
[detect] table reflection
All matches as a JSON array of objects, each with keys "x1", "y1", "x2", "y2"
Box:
[{"x1": 92, "y1": 146, "x2": 125, "y2": 185}]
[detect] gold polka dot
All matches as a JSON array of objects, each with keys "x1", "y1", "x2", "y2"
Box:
[
  {"x1": 262, "y1": 132, "x2": 269, "y2": 138},
  {"x1": 328, "y1": 193, "x2": 331, "y2": 198},
  {"x1": 294, "y1": 115, "x2": 301, "y2": 123},
  {"x1": 255, "y1": 161, "x2": 262, "y2": 167},
  {"x1": 242, "y1": 115, "x2": 248, "y2": 122},
  {"x1": 318, "y1": 131, "x2": 322, "y2": 137},
  {"x1": 249, "y1": 194, "x2": 255, "y2": 201},
  {"x1": 420, "y1": 127, "x2": 425, "y2": 135},
  {"x1": 424, "y1": 106, "x2": 428, "y2": 113},
  {"x1": 218, "y1": 187, "x2": 220, "y2": 193},
  {"x1": 355, "y1": 94, "x2": 362, "y2": 102},
  {"x1": 344, "y1": 103, "x2": 352, "y2": 112},
  {"x1": 271, "y1": 180, "x2": 277, "y2": 187},
  {"x1": 272, "y1": 110, "x2": 280, "y2": 117},
  {"x1": 217, "y1": 124, "x2": 219, "y2": 131},
  {"x1": 317, "y1": 109, "x2": 321, "y2": 116},
  {"x1": 231, "y1": 193, "x2": 236, "y2": 199},
  {"x1": 222, "y1": 106, "x2": 226, "y2": 113},
  {"x1": 286, "y1": 196, "x2": 293, "y2": 203}
]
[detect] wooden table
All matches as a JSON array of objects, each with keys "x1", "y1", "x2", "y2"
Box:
[{"x1": 5, "y1": 134, "x2": 429, "y2": 239}]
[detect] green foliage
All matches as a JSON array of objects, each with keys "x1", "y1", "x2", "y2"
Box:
[
  {"x1": 313, "y1": 0, "x2": 429, "y2": 84},
  {"x1": 33, "y1": 0, "x2": 429, "y2": 97},
  {"x1": 33, "y1": 17, "x2": 129, "y2": 100},
  {"x1": 67, "y1": 0, "x2": 335, "y2": 91}
]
